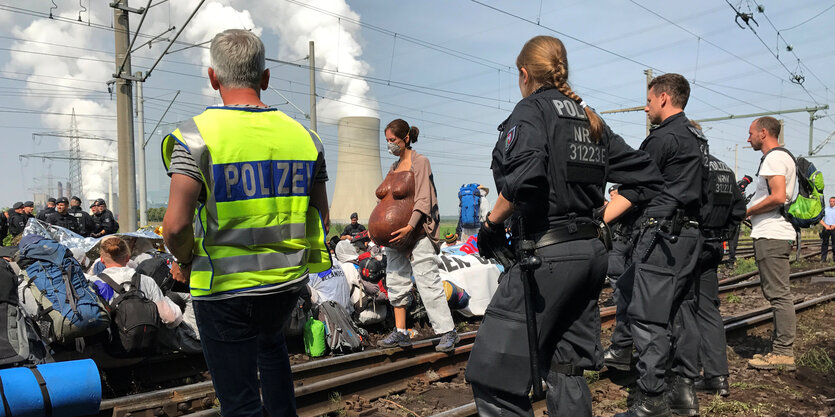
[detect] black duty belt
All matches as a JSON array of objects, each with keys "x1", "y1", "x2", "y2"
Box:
[
  {"x1": 532, "y1": 223, "x2": 599, "y2": 249},
  {"x1": 639, "y1": 216, "x2": 699, "y2": 230}
]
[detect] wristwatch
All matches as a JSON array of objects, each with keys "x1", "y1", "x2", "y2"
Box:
[{"x1": 485, "y1": 211, "x2": 502, "y2": 231}]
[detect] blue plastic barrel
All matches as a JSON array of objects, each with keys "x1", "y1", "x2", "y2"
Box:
[{"x1": 0, "y1": 359, "x2": 101, "y2": 417}]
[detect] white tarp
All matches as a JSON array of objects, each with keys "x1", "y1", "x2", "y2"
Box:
[{"x1": 435, "y1": 253, "x2": 501, "y2": 317}]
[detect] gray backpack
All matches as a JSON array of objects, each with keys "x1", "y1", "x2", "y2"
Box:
[
  {"x1": 1, "y1": 260, "x2": 50, "y2": 367},
  {"x1": 317, "y1": 300, "x2": 366, "y2": 354}
]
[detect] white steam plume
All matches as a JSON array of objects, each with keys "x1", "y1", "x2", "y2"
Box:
[
  {"x1": 5, "y1": 1, "x2": 258, "y2": 204},
  {"x1": 240, "y1": 0, "x2": 378, "y2": 121},
  {"x1": 6, "y1": 10, "x2": 116, "y2": 203}
]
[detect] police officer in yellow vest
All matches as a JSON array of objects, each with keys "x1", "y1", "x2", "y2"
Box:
[{"x1": 162, "y1": 29, "x2": 330, "y2": 417}]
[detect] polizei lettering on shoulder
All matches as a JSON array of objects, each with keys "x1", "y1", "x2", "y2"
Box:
[
  {"x1": 212, "y1": 160, "x2": 316, "y2": 202},
  {"x1": 551, "y1": 99, "x2": 588, "y2": 121}
]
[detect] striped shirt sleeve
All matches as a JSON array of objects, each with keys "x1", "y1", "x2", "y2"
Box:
[{"x1": 167, "y1": 142, "x2": 202, "y2": 183}]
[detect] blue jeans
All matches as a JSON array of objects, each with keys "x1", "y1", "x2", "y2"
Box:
[{"x1": 194, "y1": 289, "x2": 301, "y2": 417}]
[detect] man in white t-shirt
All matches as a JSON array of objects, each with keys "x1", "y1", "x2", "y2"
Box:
[{"x1": 745, "y1": 116, "x2": 797, "y2": 370}]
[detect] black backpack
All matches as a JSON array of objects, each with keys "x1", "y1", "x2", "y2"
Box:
[{"x1": 99, "y1": 272, "x2": 160, "y2": 356}]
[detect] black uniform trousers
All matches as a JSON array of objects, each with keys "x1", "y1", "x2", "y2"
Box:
[
  {"x1": 820, "y1": 229, "x2": 835, "y2": 262},
  {"x1": 608, "y1": 237, "x2": 634, "y2": 349},
  {"x1": 672, "y1": 241, "x2": 728, "y2": 379},
  {"x1": 467, "y1": 238, "x2": 608, "y2": 417},
  {"x1": 618, "y1": 226, "x2": 701, "y2": 394}
]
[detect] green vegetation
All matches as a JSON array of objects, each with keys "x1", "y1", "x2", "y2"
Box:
[
  {"x1": 797, "y1": 347, "x2": 834, "y2": 373},
  {"x1": 702, "y1": 396, "x2": 770, "y2": 416},
  {"x1": 725, "y1": 293, "x2": 742, "y2": 304},
  {"x1": 732, "y1": 257, "x2": 757, "y2": 275},
  {"x1": 583, "y1": 370, "x2": 600, "y2": 384},
  {"x1": 146, "y1": 207, "x2": 167, "y2": 222}
]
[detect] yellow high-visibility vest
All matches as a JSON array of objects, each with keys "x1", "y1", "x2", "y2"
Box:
[{"x1": 162, "y1": 107, "x2": 331, "y2": 297}]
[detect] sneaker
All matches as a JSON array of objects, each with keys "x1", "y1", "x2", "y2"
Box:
[
  {"x1": 435, "y1": 330, "x2": 460, "y2": 353},
  {"x1": 378, "y1": 330, "x2": 412, "y2": 349},
  {"x1": 747, "y1": 353, "x2": 796, "y2": 371}
]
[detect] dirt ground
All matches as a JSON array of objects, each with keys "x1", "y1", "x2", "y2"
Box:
[
  {"x1": 592, "y1": 297, "x2": 835, "y2": 416},
  {"x1": 347, "y1": 262, "x2": 835, "y2": 417}
]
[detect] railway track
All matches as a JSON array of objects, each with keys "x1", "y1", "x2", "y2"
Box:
[
  {"x1": 95, "y1": 263, "x2": 835, "y2": 417},
  {"x1": 98, "y1": 332, "x2": 476, "y2": 417},
  {"x1": 599, "y1": 264, "x2": 835, "y2": 327}
]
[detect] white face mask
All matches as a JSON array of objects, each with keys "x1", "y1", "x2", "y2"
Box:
[{"x1": 387, "y1": 141, "x2": 402, "y2": 156}]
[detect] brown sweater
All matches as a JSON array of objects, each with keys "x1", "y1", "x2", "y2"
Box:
[{"x1": 391, "y1": 152, "x2": 440, "y2": 250}]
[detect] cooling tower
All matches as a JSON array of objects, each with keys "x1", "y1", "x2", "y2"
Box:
[{"x1": 329, "y1": 117, "x2": 382, "y2": 223}]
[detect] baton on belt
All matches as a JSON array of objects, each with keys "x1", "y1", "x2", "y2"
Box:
[{"x1": 516, "y1": 217, "x2": 544, "y2": 400}]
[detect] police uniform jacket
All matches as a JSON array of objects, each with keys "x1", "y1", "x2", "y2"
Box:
[
  {"x1": 45, "y1": 211, "x2": 80, "y2": 234},
  {"x1": 700, "y1": 154, "x2": 747, "y2": 238},
  {"x1": 68, "y1": 206, "x2": 96, "y2": 237},
  {"x1": 37, "y1": 207, "x2": 55, "y2": 222},
  {"x1": 640, "y1": 112, "x2": 709, "y2": 218},
  {"x1": 492, "y1": 87, "x2": 663, "y2": 232},
  {"x1": 8, "y1": 212, "x2": 28, "y2": 236},
  {"x1": 93, "y1": 209, "x2": 119, "y2": 235}
]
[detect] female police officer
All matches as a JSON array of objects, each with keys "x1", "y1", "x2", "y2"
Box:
[{"x1": 465, "y1": 35, "x2": 663, "y2": 417}]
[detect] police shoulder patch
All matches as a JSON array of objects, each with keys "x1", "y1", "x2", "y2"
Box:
[
  {"x1": 505, "y1": 125, "x2": 519, "y2": 151},
  {"x1": 688, "y1": 125, "x2": 706, "y2": 140}
]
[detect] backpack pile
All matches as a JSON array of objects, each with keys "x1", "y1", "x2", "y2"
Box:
[
  {"x1": 17, "y1": 236, "x2": 110, "y2": 345},
  {"x1": 458, "y1": 183, "x2": 482, "y2": 229}
]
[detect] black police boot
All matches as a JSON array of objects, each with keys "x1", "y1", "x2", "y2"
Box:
[
  {"x1": 614, "y1": 391, "x2": 671, "y2": 417},
  {"x1": 603, "y1": 345, "x2": 633, "y2": 371},
  {"x1": 695, "y1": 375, "x2": 729, "y2": 397},
  {"x1": 666, "y1": 376, "x2": 699, "y2": 416}
]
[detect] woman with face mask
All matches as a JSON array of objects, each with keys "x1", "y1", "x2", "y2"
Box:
[{"x1": 371, "y1": 118, "x2": 459, "y2": 353}]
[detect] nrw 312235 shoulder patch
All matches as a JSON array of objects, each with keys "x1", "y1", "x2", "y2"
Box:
[{"x1": 505, "y1": 125, "x2": 518, "y2": 151}]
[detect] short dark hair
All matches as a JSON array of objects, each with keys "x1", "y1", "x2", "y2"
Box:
[
  {"x1": 753, "y1": 116, "x2": 781, "y2": 139},
  {"x1": 648, "y1": 73, "x2": 690, "y2": 109}
]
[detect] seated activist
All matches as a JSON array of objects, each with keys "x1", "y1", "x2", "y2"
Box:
[{"x1": 89, "y1": 236, "x2": 183, "y2": 329}]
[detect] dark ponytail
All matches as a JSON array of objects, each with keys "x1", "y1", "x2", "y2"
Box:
[{"x1": 385, "y1": 119, "x2": 419, "y2": 149}]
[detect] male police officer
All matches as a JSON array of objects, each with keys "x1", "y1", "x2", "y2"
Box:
[
  {"x1": 91, "y1": 199, "x2": 119, "y2": 236},
  {"x1": 69, "y1": 196, "x2": 96, "y2": 237},
  {"x1": 8, "y1": 202, "x2": 27, "y2": 237},
  {"x1": 22, "y1": 201, "x2": 35, "y2": 218},
  {"x1": 614, "y1": 73, "x2": 708, "y2": 417},
  {"x1": 45, "y1": 197, "x2": 80, "y2": 234},
  {"x1": 0, "y1": 207, "x2": 7, "y2": 245},
  {"x1": 668, "y1": 153, "x2": 745, "y2": 412},
  {"x1": 37, "y1": 198, "x2": 56, "y2": 222},
  {"x1": 162, "y1": 29, "x2": 330, "y2": 416}
]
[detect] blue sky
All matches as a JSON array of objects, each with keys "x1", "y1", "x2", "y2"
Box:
[{"x1": 0, "y1": 0, "x2": 833, "y2": 218}]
